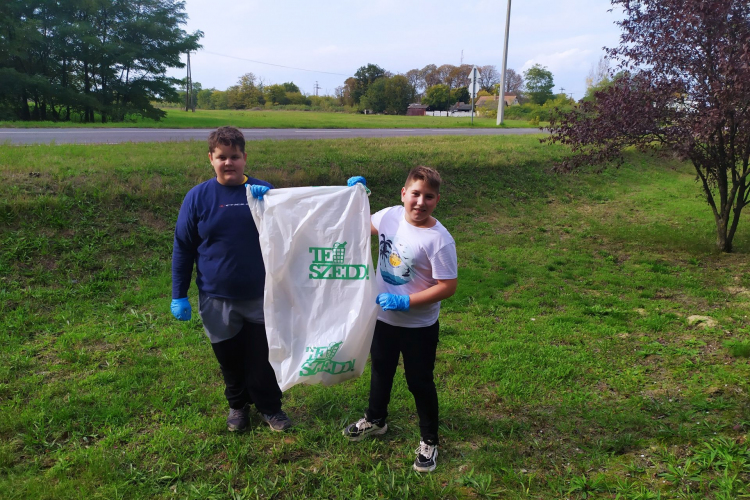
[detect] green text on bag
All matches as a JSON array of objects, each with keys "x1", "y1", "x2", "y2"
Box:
[
  {"x1": 299, "y1": 342, "x2": 356, "y2": 376},
  {"x1": 308, "y1": 242, "x2": 369, "y2": 280}
]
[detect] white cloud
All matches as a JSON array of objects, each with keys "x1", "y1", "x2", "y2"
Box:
[{"x1": 521, "y1": 48, "x2": 595, "y2": 74}]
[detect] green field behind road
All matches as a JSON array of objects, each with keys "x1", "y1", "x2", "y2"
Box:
[
  {"x1": 1, "y1": 135, "x2": 750, "y2": 499},
  {"x1": 0, "y1": 109, "x2": 538, "y2": 129}
]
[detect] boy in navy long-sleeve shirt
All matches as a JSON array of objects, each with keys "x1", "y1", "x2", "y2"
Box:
[{"x1": 171, "y1": 126, "x2": 291, "y2": 433}]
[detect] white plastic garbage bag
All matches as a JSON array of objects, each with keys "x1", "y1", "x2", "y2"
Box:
[{"x1": 247, "y1": 184, "x2": 378, "y2": 391}]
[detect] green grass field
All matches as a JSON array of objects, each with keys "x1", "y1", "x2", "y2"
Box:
[
  {"x1": 1, "y1": 135, "x2": 749, "y2": 499},
  {"x1": 0, "y1": 109, "x2": 537, "y2": 129}
]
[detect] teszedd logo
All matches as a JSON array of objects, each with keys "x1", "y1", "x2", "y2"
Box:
[
  {"x1": 300, "y1": 240, "x2": 368, "y2": 377},
  {"x1": 308, "y1": 242, "x2": 369, "y2": 280},
  {"x1": 299, "y1": 342, "x2": 355, "y2": 376}
]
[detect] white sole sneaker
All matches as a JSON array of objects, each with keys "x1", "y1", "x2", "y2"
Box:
[
  {"x1": 413, "y1": 447, "x2": 438, "y2": 472},
  {"x1": 343, "y1": 422, "x2": 388, "y2": 441}
]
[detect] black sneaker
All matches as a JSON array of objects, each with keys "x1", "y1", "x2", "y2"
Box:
[
  {"x1": 413, "y1": 441, "x2": 438, "y2": 472},
  {"x1": 342, "y1": 416, "x2": 388, "y2": 441},
  {"x1": 260, "y1": 410, "x2": 293, "y2": 432},
  {"x1": 227, "y1": 406, "x2": 249, "y2": 432}
]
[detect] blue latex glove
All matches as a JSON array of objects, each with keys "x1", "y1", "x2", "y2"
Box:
[
  {"x1": 347, "y1": 176, "x2": 366, "y2": 187},
  {"x1": 171, "y1": 298, "x2": 192, "y2": 321},
  {"x1": 250, "y1": 184, "x2": 270, "y2": 200},
  {"x1": 376, "y1": 293, "x2": 410, "y2": 312}
]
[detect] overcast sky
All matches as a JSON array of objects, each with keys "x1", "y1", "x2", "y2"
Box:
[{"x1": 168, "y1": 0, "x2": 624, "y2": 100}]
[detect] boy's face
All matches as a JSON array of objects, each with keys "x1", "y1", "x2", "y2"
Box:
[
  {"x1": 401, "y1": 178, "x2": 440, "y2": 227},
  {"x1": 209, "y1": 143, "x2": 247, "y2": 186}
]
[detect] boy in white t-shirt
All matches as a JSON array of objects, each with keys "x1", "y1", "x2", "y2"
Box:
[{"x1": 342, "y1": 166, "x2": 458, "y2": 473}]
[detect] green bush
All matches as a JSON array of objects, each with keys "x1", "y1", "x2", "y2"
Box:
[
  {"x1": 503, "y1": 96, "x2": 576, "y2": 122},
  {"x1": 478, "y1": 106, "x2": 497, "y2": 119}
]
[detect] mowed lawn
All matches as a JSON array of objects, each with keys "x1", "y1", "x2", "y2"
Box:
[
  {"x1": 1, "y1": 135, "x2": 749, "y2": 499},
  {"x1": 0, "y1": 108, "x2": 535, "y2": 129}
]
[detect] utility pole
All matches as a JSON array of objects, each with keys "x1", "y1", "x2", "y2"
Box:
[
  {"x1": 469, "y1": 66, "x2": 480, "y2": 126},
  {"x1": 461, "y1": 50, "x2": 464, "y2": 65},
  {"x1": 497, "y1": 0, "x2": 512, "y2": 125},
  {"x1": 314, "y1": 81, "x2": 320, "y2": 96},
  {"x1": 185, "y1": 52, "x2": 193, "y2": 112},
  {"x1": 560, "y1": 87, "x2": 566, "y2": 97}
]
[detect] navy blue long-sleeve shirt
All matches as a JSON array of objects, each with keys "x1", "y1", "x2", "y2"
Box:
[{"x1": 171, "y1": 176, "x2": 273, "y2": 300}]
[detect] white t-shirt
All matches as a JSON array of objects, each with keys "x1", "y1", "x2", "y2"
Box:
[{"x1": 371, "y1": 206, "x2": 458, "y2": 327}]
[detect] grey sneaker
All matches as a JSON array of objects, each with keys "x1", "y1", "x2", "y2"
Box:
[
  {"x1": 413, "y1": 441, "x2": 438, "y2": 472},
  {"x1": 342, "y1": 416, "x2": 388, "y2": 441},
  {"x1": 260, "y1": 410, "x2": 292, "y2": 431},
  {"x1": 227, "y1": 406, "x2": 249, "y2": 432}
]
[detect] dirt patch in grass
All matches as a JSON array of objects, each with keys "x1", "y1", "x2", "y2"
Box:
[
  {"x1": 727, "y1": 286, "x2": 750, "y2": 298},
  {"x1": 135, "y1": 209, "x2": 170, "y2": 232}
]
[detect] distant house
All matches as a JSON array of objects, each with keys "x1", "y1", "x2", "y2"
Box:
[
  {"x1": 406, "y1": 103, "x2": 429, "y2": 116},
  {"x1": 449, "y1": 102, "x2": 473, "y2": 113},
  {"x1": 475, "y1": 94, "x2": 518, "y2": 107}
]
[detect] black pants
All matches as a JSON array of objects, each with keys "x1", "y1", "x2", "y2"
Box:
[
  {"x1": 210, "y1": 321, "x2": 282, "y2": 415},
  {"x1": 366, "y1": 319, "x2": 440, "y2": 445}
]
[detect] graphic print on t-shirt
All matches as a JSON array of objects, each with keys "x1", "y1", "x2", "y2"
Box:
[{"x1": 378, "y1": 233, "x2": 414, "y2": 286}]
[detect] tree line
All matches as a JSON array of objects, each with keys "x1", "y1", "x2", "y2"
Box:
[
  {"x1": 189, "y1": 62, "x2": 559, "y2": 115},
  {"x1": 0, "y1": 0, "x2": 202, "y2": 122},
  {"x1": 334, "y1": 62, "x2": 566, "y2": 114},
  {"x1": 337, "y1": 63, "x2": 525, "y2": 114},
  {"x1": 177, "y1": 75, "x2": 342, "y2": 111}
]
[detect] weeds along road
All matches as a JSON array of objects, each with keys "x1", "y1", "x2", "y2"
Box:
[{"x1": 0, "y1": 127, "x2": 546, "y2": 145}]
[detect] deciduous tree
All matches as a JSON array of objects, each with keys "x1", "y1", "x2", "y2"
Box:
[
  {"x1": 196, "y1": 88, "x2": 214, "y2": 109},
  {"x1": 384, "y1": 75, "x2": 416, "y2": 114},
  {"x1": 451, "y1": 87, "x2": 470, "y2": 105},
  {"x1": 523, "y1": 64, "x2": 554, "y2": 104},
  {"x1": 352, "y1": 63, "x2": 386, "y2": 104},
  {"x1": 404, "y1": 68, "x2": 424, "y2": 95},
  {"x1": 422, "y1": 84, "x2": 451, "y2": 111},
  {"x1": 545, "y1": 0, "x2": 750, "y2": 252},
  {"x1": 226, "y1": 73, "x2": 263, "y2": 109},
  {"x1": 502, "y1": 68, "x2": 523, "y2": 95},
  {"x1": 436, "y1": 64, "x2": 458, "y2": 88},
  {"x1": 360, "y1": 78, "x2": 387, "y2": 113},
  {"x1": 422, "y1": 64, "x2": 440, "y2": 88},
  {"x1": 209, "y1": 90, "x2": 228, "y2": 110},
  {"x1": 339, "y1": 77, "x2": 357, "y2": 107},
  {"x1": 585, "y1": 56, "x2": 610, "y2": 92},
  {"x1": 285, "y1": 92, "x2": 309, "y2": 106},
  {"x1": 449, "y1": 64, "x2": 473, "y2": 89},
  {"x1": 478, "y1": 65, "x2": 500, "y2": 93},
  {"x1": 282, "y1": 82, "x2": 300, "y2": 93},
  {"x1": 360, "y1": 75, "x2": 416, "y2": 114},
  {"x1": 264, "y1": 84, "x2": 289, "y2": 105}
]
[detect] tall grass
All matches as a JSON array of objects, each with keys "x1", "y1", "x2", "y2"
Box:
[{"x1": 1, "y1": 135, "x2": 749, "y2": 499}]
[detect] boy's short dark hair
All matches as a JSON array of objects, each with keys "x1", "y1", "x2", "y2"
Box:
[
  {"x1": 208, "y1": 126, "x2": 246, "y2": 154},
  {"x1": 405, "y1": 166, "x2": 442, "y2": 193}
]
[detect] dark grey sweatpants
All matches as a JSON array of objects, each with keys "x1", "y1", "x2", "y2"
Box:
[{"x1": 199, "y1": 293, "x2": 282, "y2": 414}]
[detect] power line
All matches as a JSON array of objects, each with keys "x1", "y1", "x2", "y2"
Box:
[{"x1": 201, "y1": 50, "x2": 351, "y2": 77}]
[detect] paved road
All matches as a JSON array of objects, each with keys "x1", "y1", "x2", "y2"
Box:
[{"x1": 0, "y1": 127, "x2": 545, "y2": 145}]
